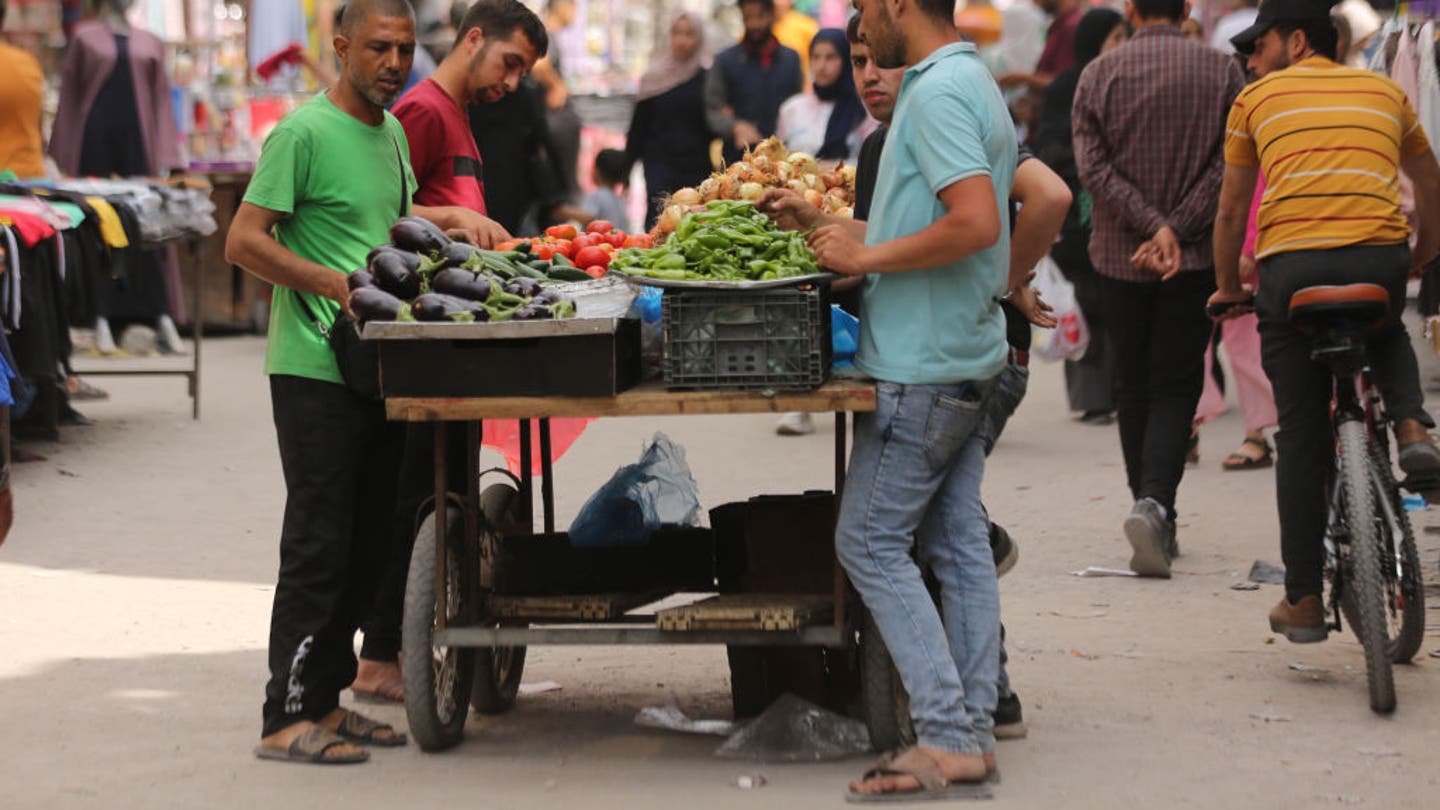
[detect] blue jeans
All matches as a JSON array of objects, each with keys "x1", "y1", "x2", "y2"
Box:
[
  {"x1": 838, "y1": 380, "x2": 1002, "y2": 755},
  {"x1": 976, "y1": 361, "x2": 1028, "y2": 700}
]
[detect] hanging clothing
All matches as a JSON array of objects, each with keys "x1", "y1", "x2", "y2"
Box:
[
  {"x1": 0, "y1": 43, "x2": 45, "y2": 178},
  {"x1": 1417, "y1": 22, "x2": 1440, "y2": 161},
  {"x1": 79, "y1": 34, "x2": 151, "y2": 177},
  {"x1": 84, "y1": 197, "x2": 130, "y2": 248},
  {"x1": 50, "y1": 21, "x2": 181, "y2": 178}
]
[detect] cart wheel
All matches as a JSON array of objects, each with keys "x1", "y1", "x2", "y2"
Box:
[
  {"x1": 471, "y1": 481, "x2": 528, "y2": 715},
  {"x1": 402, "y1": 508, "x2": 476, "y2": 751},
  {"x1": 858, "y1": 607, "x2": 914, "y2": 753}
]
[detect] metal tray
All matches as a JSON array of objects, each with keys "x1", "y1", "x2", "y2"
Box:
[
  {"x1": 362, "y1": 317, "x2": 629, "y2": 341},
  {"x1": 609, "y1": 269, "x2": 840, "y2": 291}
]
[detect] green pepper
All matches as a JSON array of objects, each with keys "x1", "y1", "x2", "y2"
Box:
[{"x1": 653, "y1": 252, "x2": 688, "y2": 270}]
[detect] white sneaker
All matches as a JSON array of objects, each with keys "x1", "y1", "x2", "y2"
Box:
[{"x1": 775, "y1": 412, "x2": 815, "y2": 436}]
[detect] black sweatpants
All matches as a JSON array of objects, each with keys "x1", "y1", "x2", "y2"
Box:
[
  {"x1": 1255, "y1": 244, "x2": 1427, "y2": 600},
  {"x1": 1100, "y1": 270, "x2": 1216, "y2": 515},
  {"x1": 262, "y1": 375, "x2": 403, "y2": 737},
  {"x1": 360, "y1": 423, "x2": 469, "y2": 663}
]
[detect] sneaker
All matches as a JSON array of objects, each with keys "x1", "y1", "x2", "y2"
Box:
[
  {"x1": 989, "y1": 522, "x2": 1019, "y2": 578},
  {"x1": 1268, "y1": 595, "x2": 1328, "y2": 643},
  {"x1": 1123, "y1": 498, "x2": 1173, "y2": 578},
  {"x1": 994, "y1": 693, "x2": 1028, "y2": 740},
  {"x1": 775, "y1": 412, "x2": 815, "y2": 436},
  {"x1": 1397, "y1": 420, "x2": 1440, "y2": 477}
]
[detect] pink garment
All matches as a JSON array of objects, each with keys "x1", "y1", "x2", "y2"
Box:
[
  {"x1": 1195, "y1": 313, "x2": 1278, "y2": 432},
  {"x1": 48, "y1": 21, "x2": 182, "y2": 178},
  {"x1": 1391, "y1": 29, "x2": 1419, "y2": 224}
]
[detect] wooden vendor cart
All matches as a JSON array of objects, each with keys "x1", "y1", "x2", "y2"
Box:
[{"x1": 364, "y1": 318, "x2": 905, "y2": 752}]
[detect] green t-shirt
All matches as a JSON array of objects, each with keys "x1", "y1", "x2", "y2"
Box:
[{"x1": 243, "y1": 93, "x2": 417, "y2": 383}]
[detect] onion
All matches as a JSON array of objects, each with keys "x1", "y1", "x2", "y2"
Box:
[
  {"x1": 819, "y1": 170, "x2": 843, "y2": 190},
  {"x1": 728, "y1": 161, "x2": 760, "y2": 184},
  {"x1": 803, "y1": 173, "x2": 826, "y2": 192},
  {"x1": 835, "y1": 206, "x2": 854, "y2": 219},
  {"x1": 657, "y1": 204, "x2": 685, "y2": 233},
  {"x1": 698, "y1": 176, "x2": 721, "y2": 202},
  {"x1": 670, "y1": 187, "x2": 701, "y2": 206},
  {"x1": 738, "y1": 182, "x2": 765, "y2": 201},
  {"x1": 773, "y1": 162, "x2": 794, "y2": 184},
  {"x1": 751, "y1": 154, "x2": 772, "y2": 172},
  {"x1": 824, "y1": 188, "x2": 849, "y2": 207},
  {"x1": 803, "y1": 189, "x2": 825, "y2": 208},
  {"x1": 787, "y1": 151, "x2": 819, "y2": 177},
  {"x1": 786, "y1": 178, "x2": 808, "y2": 194},
  {"x1": 755, "y1": 136, "x2": 788, "y2": 164}
]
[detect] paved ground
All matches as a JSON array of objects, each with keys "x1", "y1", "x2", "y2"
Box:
[{"x1": 3, "y1": 335, "x2": 1439, "y2": 809}]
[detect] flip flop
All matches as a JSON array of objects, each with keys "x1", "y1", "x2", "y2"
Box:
[
  {"x1": 351, "y1": 683, "x2": 404, "y2": 704},
  {"x1": 1221, "y1": 437, "x2": 1273, "y2": 471},
  {"x1": 335, "y1": 708, "x2": 408, "y2": 747},
  {"x1": 254, "y1": 727, "x2": 369, "y2": 765},
  {"x1": 845, "y1": 748, "x2": 993, "y2": 803}
]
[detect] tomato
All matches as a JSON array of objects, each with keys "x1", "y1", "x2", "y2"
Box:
[
  {"x1": 598, "y1": 242, "x2": 616, "y2": 254},
  {"x1": 622, "y1": 234, "x2": 652, "y2": 249},
  {"x1": 586, "y1": 219, "x2": 615, "y2": 235},
  {"x1": 549, "y1": 239, "x2": 574, "y2": 259},
  {"x1": 574, "y1": 245, "x2": 611, "y2": 269},
  {"x1": 494, "y1": 238, "x2": 520, "y2": 252},
  {"x1": 531, "y1": 243, "x2": 556, "y2": 260},
  {"x1": 584, "y1": 265, "x2": 606, "y2": 279},
  {"x1": 604, "y1": 231, "x2": 627, "y2": 248},
  {"x1": 545, "y1": 223, "x2": 578, "y2": 240}
]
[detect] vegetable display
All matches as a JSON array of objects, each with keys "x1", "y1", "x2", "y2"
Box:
[
  {"x1": 493, "y1": 219, "x2": 653, "y2": 279},
  {"x1": 348, "y1": 217, "x2": 581, "y2": 324},
  {"x1": 653, "y1": 136, "x2": 856, "y2": 238},
  {"x1": 609, "y1": 200, "x2": 820, "y2": 282}
]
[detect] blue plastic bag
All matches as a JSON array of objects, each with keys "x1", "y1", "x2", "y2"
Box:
[
  {"x1": 569, "y1": 432, "x2": 704, "y2": 548},
  {"x1": 831, "y1": 305, "x2": 859, "y2": 367}
]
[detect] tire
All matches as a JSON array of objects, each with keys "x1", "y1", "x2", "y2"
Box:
[
  {"x1": 402, "y1": 509, "x2": 476, "y2": 750},
  {"x1": 858, "y1": 608, "x2": 913, "y2": 752},
  {"x1": 470, "y1": 482, "x2": 527, "y2": 715},
  {"x1": 1336, "y1": 420, "x2": 1395, "y2": 714},
  {"x1": 1344, "y1": 445, "x2": 1427, "y2": 664}
]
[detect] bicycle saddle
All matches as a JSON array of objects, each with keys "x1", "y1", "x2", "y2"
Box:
[{"x1": 1288, "y1": 284, "x2": 1390, "y2": 334}]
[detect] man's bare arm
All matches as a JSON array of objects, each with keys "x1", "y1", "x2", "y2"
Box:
[
  {"x1": 1401, "y1": 150, "x2": 1440, "y2": 271},
  {"x1": 225, "y1": 202, "x2": 349, "y2": 307}
]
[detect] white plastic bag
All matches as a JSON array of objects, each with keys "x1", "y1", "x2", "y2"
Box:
[{"x1": 1030, "y1": 254, "x2": 1090, "y2": 362}]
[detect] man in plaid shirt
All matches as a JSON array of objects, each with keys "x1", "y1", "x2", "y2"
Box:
[{"x1": 1073, "y1": 0, "x2": 1245, "y2": 578}]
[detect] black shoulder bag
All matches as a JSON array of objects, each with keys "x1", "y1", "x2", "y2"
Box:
[{"x1": 295, "y1": 134, "x2": 409, "y2": 401}]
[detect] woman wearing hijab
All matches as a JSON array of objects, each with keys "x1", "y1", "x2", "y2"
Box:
[
  {"x1": 1032, "y1": 7, "x2": 1127, "y2": 424},
  {"x1": 775, "y1": 28, "x2": 872, "y2": 163},
  {"x1": 627, "y1": 12, "x2": 715, "y2": 230}
]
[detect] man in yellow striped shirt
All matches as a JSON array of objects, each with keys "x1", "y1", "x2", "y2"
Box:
[{"x1": 1211, "y1": 0, "x2": 1440, "y2": 643}]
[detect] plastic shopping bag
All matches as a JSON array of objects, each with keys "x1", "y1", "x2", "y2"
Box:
[
  {"x1": 1030, "y1": 254, "x2": 1090, "y2": 362},
  {"x1": 831, "y1": 304, "x2": 859, "y2": 367},
  {"x1": 569, "y1": 432, "x2": 703, "y2": 548}
]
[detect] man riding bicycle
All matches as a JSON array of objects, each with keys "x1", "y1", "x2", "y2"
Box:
[{"x1": 1211, "y1": 0, "x2": 1440, "y2": 642}]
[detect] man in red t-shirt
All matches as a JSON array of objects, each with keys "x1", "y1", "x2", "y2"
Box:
[
  {"x1": 391, "y1": 0, "x2": 548, "y2": 242},
  {"x1": 350, "y1": 0, "x2": 548, "y2": 705}
]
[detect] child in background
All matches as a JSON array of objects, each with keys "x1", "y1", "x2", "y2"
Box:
[{"x1": 582, "y1": 149, "x2": 632, "y2": 232}]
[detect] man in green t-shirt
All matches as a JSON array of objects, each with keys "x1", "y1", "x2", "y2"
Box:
[{"x1": 225, "y1": 0, "x2": 501, "y2": 765}]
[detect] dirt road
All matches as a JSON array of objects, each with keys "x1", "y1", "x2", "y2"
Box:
[{"x1": 2, "y1": 336, "x2": 1436, "y2": 809}]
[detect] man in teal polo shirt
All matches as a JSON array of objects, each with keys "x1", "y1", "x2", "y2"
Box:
[
  {"x1": 226, "y1": 0, "x2": 499, "y2": 765},
  {"x1": 809, "y1": 0, "x2": 1016, "y2": 797}
]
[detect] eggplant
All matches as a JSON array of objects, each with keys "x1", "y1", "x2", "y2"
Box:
[
  {"x1": 511, "y1": 303, "x2": 552, "y2": 321},
  {"x1": 503, "y1": 277, "x2": 543, "y2": 298},
  {"x1": 348, "y1": 286, "x2": 405, "y2": 323},
  {"x1": 532, "y1": 288, "x2": 563, "y2": 305},
  {"x1": 347, "y1": 269, "x2": 376, "y2": 292},
  {"x1": 432, "y1": 267, "x2": 496, "y2": 302},
  {"x1": 412, "y1": 292, "x2": 490, "y2": 322},
  {"x1": 390, "y1": 216, "x2": 451, "y2": 254},
  {"x1": 366, "y1": 244, "x2": 421, "y2": 272},
  {"x1": 438, "y1": 241, "x2": 479, "y2": 268},
  {"x1": 370, "y1": 251, "x2": 422, "y2": 300}
]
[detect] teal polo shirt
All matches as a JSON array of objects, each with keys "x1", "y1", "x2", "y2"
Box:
[{"x1": 858, "y1": 42, "x2": 1017, "y2": 385}]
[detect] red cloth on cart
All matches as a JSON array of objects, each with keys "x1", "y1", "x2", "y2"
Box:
[
  {"x1": 0, "y1": 210, "x2": 56, "y2": 247},
  {"x1": 482, "y1": 418, "x2": 592, "y2": 475}
]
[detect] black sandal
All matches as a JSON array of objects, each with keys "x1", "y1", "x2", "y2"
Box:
[{"x1": 1222, "y1": 437, "x2": 1273, "y2": 471}]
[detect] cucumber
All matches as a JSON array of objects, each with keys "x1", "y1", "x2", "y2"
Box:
[{"x1": 547, "y1": 266, "x2": 591, "y2": 282}]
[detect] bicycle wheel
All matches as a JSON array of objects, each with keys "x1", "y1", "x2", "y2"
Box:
[
  {"x1": 402, "y1": 509, "x2": 476, "y2": 750},
  {"x1": 1346, "y1": 445, "x2": 1427, "y2": 663},
  {"x1": 1336, "y1": 420, "x2": 1395, "y2": 714}
]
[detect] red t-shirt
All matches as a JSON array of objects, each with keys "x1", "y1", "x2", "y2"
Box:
[
  {"x1": 392, "y1": 78, "x2": 488, "y2": 213},
  {"x1": 1036, "y1": 7, "x2": 1084, "y2": 78}
]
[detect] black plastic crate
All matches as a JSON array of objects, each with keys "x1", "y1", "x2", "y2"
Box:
[
  {"x1": 491, "y1": 527, "x2": 716, "y2": 596},
  {"x1": 661, "y1": 287, "x2": 831, "y2": 391}
]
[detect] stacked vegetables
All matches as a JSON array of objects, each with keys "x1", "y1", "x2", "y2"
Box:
[
  {"x1": 349, "y1": 216, "x2": 578, "y2": 324},
  {"x1": 610, "y1": 200, "x2": 820, "y2": 282},
  {"x1": 653, "y1": 136, "x2": 856, "y2": 238},
  {"x1": 494, "y1": 220, "x2": 654, "y2": 279}
]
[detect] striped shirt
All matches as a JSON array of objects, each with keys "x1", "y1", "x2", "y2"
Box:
[
  {"x1": 1224, "y1": 57, "x2": 1431, "y2": 259},
  {"x1": 1073, "y1": 26, "x2": 1246, "y2": 282}
]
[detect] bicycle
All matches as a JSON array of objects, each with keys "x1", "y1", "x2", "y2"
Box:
[{"x1": 1211, "y1": 284, "x2": 1427, "y2": 714}]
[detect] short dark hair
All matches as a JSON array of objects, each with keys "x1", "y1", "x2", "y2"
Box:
[
  {"x1": 846, "y1": 13, "x2": 862, "y2": 45},
  {"x1": 455, "y1": 0, "x2": 549, "y2": 55},
  {"x1": 594, "y1": 149, "x2": 630, "y2": 186},
  {"x1": 738, "y1": 0, "x2": 776, "y2": 13},
  {"x1": 912, "y1": 0, "x2": 957, "y2": 23},
  {"x1": 1274, "y1": 17, "x2": 1339, "y2": 60},
  {"x1": 1130, "y1": 0, "x2": 1186, "y2": 22},
  {"x1": 338, "y1": 0, "x2": 416, "y2": 38}
]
